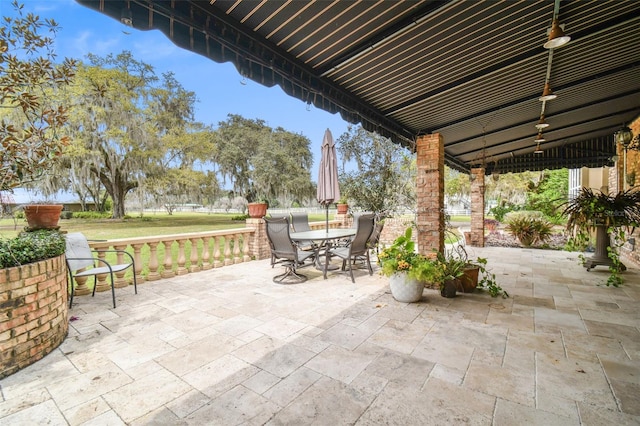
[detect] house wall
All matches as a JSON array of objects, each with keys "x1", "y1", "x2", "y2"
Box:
[{"x1": 612, "y1": 115, "x2": 640, "y2": 266}]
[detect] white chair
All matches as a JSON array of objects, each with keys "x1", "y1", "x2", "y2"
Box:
[{"x1": 65, "y1": 232, "x2": 137, "y2": 308}]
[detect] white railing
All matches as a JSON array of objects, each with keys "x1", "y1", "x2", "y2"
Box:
[
  {"x1": 71, "y1": 228, "x2": 254, "y2": 296},
  {"x1": 71, "y1": 219, "x2": 344, "y2": 297}
]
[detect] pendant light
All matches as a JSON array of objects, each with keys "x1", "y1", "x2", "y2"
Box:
[
  {"x1": 615, "y1": 126, "x2": 633, "y2": 148},
  {"x1": 535, "y1": 115, "x2": 550, "y2": 130},
  {"x1": 534, "y1": 143, "x2": 544, "y2": 154},
  {"x1": 539, "y1": 83, "x2": 557, "y2": 102},
  {"x1": 544, "y1": 19, "x2": 571, "y2": 49}
]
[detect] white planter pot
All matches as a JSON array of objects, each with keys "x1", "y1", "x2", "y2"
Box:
[{"x1": 389, "y1": 272, "x2": 424, "y2": 303}]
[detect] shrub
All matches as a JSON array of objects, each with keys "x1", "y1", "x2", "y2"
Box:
[
  {"x1": 505, "y1": 215, "x2": 553, "y2": 247},
  {"x1": 60, "y1": 211, "x2": 73, "y2": 219},
  {"x1": 489, "y1": 202, "x2": 520, "y2": 222},
  {"x1": 484, "y1": 218, "x2": 499, "y2": 231},
  {"x1": 504, "y1": 210, "x2": 544, "y2": 221},
  {"x1": 0, "y1": 230, "x2": 66, "y2": 268},
  {"x1": 73, "y1": 211, "x2": 112, "y2": 219}
]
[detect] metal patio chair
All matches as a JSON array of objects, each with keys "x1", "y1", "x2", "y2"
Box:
[
  {"x1": 265, "y1": 217, "x2": 316, "y2": 284},
  {"x1": 65, "y1": 232, "x2": 137, "y2": 308},
  {"x1": 326, "y1": 213, "x2": 375, "y2": 283},
  {"x1": 290, "y1": 212, "x2": 312, "y2": 232}
]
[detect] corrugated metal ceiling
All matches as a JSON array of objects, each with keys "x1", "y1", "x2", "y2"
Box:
[{"x1": 77, "y1": 0, "x2": 640, "y2": 174}]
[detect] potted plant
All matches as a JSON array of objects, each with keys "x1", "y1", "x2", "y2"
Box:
[
  {"x1": 247, "y1": 199, "x2": 269, "y2": 218},
  {"x1": 336, "y1": 197, "x2": 349, "y2": 215},
  {"x1": 447, "y1": 244, "x2": 508, "y2": 297},
  {"x1": 563, "y1": 188, "x2": 640, "y2": 286},
  {"x1": 247, "y1": 202, "x2": 268, "y2": 218},
  {"x1": 434, "y1": 251, "x2": 466, "y2": 298},
  {"x1": 378, "y1": 227, "x2": 441, "y2": 302},
  {"x1": 23, "y1": 203, "x2": 64, "y2": 230}
]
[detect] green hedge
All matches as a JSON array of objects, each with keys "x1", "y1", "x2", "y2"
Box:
[{"x1": 0, "y1": 230, "x2": 66, "y2": 268}]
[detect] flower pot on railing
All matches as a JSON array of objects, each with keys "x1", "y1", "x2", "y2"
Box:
[
  {"x1": 336, "y1": 203, "x2": 348, "y2": 214},
  {"x1": 23, "y1": 204, "x2": 63, "y2": 230},
  {"x1": 247, "y1": 202, "x2": 268, "y2": 218}
]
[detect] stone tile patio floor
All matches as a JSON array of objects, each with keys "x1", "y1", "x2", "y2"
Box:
[{"x1": 1, "y1": 246, "x2": 639, "y2": 425}]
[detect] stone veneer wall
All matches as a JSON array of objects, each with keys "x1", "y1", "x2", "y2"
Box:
[{"x1": 0, "y1": 254, "x2": 68, "y2": 378}]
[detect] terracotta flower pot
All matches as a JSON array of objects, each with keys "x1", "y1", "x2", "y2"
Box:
[
  {"x1": 24, "y1": 204, "x2": 63, "y2": 230},
  {"x1": 247, "y1": 202, "x2": 268, "y2": 218},
  {"x1": 460, "y1": 266, "x2": 479, "y2": 293},
  {"x1": 336, "y1": 203, "x2": 348, "y2": 214}
]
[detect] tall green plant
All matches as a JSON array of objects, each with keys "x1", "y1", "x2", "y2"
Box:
[
  {"x1": 563, "y1": 188, "x2": 640, "y2": 286},
  {"x1": 0, "y1": 1, "x2": 77, "y2": 192},
  {"x1": 336, "y1": 125, "x2": 415, "y2": 216}
]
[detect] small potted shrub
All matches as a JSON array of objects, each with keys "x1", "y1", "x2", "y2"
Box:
[
  {"x1": 247, "y1": 199, "x2": 269, "y2": 218},
  {"x1": 336, "y1": 197, "x2": 349, "y2": 215},
  {"x1": 434, "y1": 251, "x2": 466, "y2": 298}
]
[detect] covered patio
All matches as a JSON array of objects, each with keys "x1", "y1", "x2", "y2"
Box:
[
  {"x1": 1, "y1": 247, "x2": 639, "y2": 424},
  {"x1": 76, "y1": 0, "x2": 640, "y2": 254}
]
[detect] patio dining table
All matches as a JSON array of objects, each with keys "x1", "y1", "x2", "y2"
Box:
[{"x1": 290, "y1": 228, "x2": 356, "y2": 279}]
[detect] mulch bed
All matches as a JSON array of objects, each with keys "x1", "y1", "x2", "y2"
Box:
[{"x1": 484, "y1": 230, "x2": 568, "y2": 250}]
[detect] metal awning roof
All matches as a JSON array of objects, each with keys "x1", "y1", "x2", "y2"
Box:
[{"x1": 77, "y1": 0, "x2": 640, "y2": 175}]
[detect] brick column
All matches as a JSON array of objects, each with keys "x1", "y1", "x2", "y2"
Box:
[
  {"x1": 470, "y1": 167, "x2": 485, "y2": 247},
  {"x1": 416, "y1": 133, "x2": 444, "y2": 255},
  {"x1": 614, "y1": 141, "x2": 624, "y2": 193},
  {"x1": 246, "y1": 218, "x2": 270, "y2": 260}
]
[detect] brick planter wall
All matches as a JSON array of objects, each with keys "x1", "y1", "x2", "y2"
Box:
[{"x1": 0, "y1": 254, "x2": 68, "y2": 378}]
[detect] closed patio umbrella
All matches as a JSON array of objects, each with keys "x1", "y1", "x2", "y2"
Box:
[{"x1": 317, "y1": 128, "x2": 340, "y2": 232}]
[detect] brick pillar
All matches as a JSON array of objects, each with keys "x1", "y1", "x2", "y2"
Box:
[
  {"x1": 470, "y1": 167, "x2": 485, "y2": 247},
  {"x1": 246, "y1": 218, "x2": 270, "y2": 260},
  {"x1": 614, "y1": 141, "x2": 624, "y2": 193},
  {"x1": 416, "y1": 133, "x2": 444, "y2": 255}
]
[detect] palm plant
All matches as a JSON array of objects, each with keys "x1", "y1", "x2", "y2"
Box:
[{"x1": 563, "y1": 188, "x2": 640, "y2": 285}]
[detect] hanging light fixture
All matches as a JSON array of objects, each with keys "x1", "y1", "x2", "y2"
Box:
[
  {"x1": 614, "y1": 126, "x2": 633, "y2": 148},
  {"x1": 544, "y1": 19, "x2": 571, "y2": 49},
  {"x1": 120, "y1": 5, "x2": 133, "y2": 26},
  {"x1": 534, "y1": 132, "x2": 546, "y2": 143},
  {"x1": 534, "y1": 143, "x2": 544, "y2": 154},
  {"x1": 539, "y1": 83, "x2": 557, "y2": 101},
  {"x1": 535, "y1": 115, "x2": 550, "y2": 130}
]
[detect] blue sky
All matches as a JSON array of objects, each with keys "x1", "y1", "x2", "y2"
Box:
[{"x1": 3, "y1": 0, "x2": 351, "y2": 202}]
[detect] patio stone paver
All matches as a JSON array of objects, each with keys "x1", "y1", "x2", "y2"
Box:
[{"x1": 1, "y1": 246, "x2": 639, "y2": 425}]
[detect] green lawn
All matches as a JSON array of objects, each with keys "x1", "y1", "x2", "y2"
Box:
[{"x1": 0, "y1": 211, "x2": 330, "y2": 240}]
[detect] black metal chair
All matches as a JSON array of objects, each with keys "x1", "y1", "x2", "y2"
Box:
[
  {"x1": 290, "y1": 212, "x2": 312, "y2": 232},
  {"x1": 64, "y1": 232, "x2": 137, "y2": 308},
  {"x1": 327, "y1": 213, "x2": 375, "y2": 283},
  {"x1": 265, "y1": 217, "x2": 316, "y2": 284}
]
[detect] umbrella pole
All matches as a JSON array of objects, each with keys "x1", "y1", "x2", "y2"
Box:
[{"x1": 325, "y1": 205, "x2": 329, "y2": 233}]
